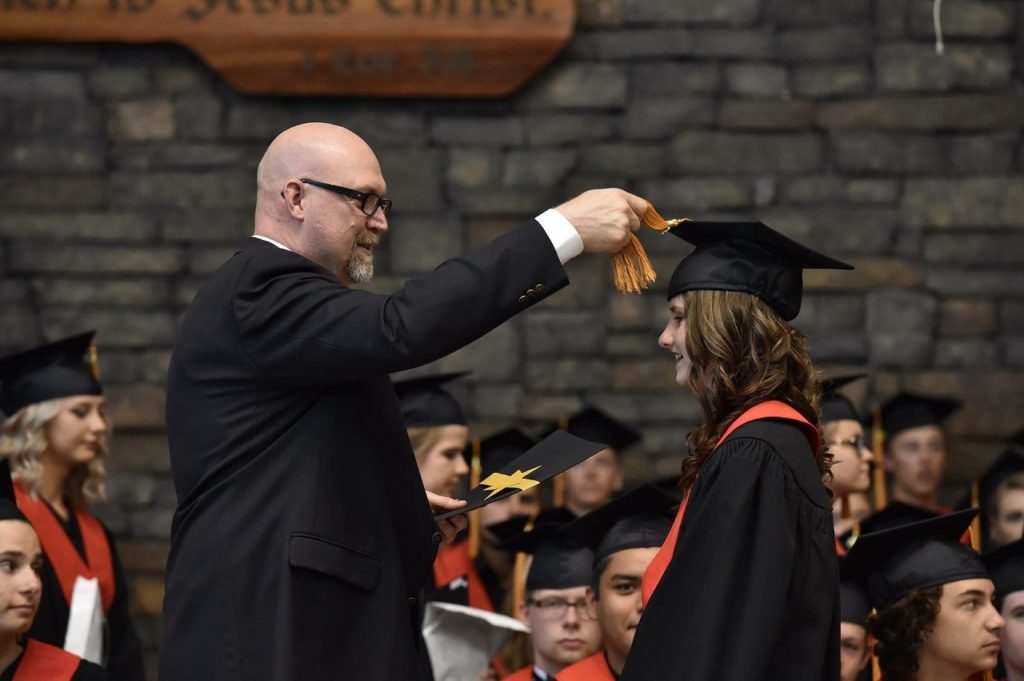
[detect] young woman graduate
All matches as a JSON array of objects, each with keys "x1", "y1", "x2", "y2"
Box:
[
  {"x1": 620, "y1": 221, "x2": 852, "y2": 681},
  {"x1": 0, "y1": 333, "x2": 145, "y2": 681},
  {"x1": 0, "y1": 458, "x2": 107, "y2": 680}
]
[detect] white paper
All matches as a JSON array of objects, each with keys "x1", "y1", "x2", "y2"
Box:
[
  {"x1": 422, "y1": 602, "x2": 530, "y2": 681},
  {"x1": 63, "y1": 576, "x2": 105, "y2": 665}
]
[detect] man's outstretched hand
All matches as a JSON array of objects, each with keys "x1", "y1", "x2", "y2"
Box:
[{"x1": 556, "y1": 189, "x2": 648, "y2": 254}]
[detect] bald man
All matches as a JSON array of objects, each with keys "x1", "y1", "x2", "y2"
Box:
[{"x1": 161, "y1": 123, "x2": 645, "y2": 681}]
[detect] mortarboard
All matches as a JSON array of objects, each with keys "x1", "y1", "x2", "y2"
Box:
[
  {"x1": 488, "y1": 507, "x2": 577, "y2": 543},
  {"x1": 665, "y1": 221, "x2": 853, "y2": 321},
  {"x1": 839, "y1": 579, "x2": 871, "y2": 628},
  {"x1": 879, "y1": 392, "x2": 962, "y2": 441},
  {"x1": 821, "y1": 373, "x2": 867, "y2": 424},
  {"x1": 394, "y1": 372, "x2": 470, "y2": 428},
  {"x1": 958, "y1": 446, "x2": 1024, "y2": 513},
  {"x1": 501, "y1": 521, "x2": 593, "y2": 592},
  {"x1": 855, "y1": 502, "x2": 939, "y2": 537},
  {"x1": 436, "y1": 430, "x2": 607, "y2": 521},
  {"x1": 982, "y1": 539, "x2": 1024, "y2": 601},
  {"x1": 841, "y1": 508, "x2": 987, "y2": 610},
  {"x1": 563, "y1": 483, "x2": 676, "y2": 564},
  {"x1": 0, "y1": 459, "x2": 27, "y2": 523},
  {"x1": 549, "y1": 407, "x2": 642, "y2": 453},
  {"x1": 0, "y1": 332, "x2": 102, "y2": 416}
]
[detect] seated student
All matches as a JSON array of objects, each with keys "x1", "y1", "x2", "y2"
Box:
[
  {"x1": 549, "y1": 409, "x2": 640, "y2": 518},
  {"x1": 397, "y1": 372, "x2": 472, "y2": 500},
  {"x1": 836, "y1": 491, "x2": 873, "y2": 540},
  {"x1": 821, "y1": 374, "x2": 875, "y2": 549},
  {"x1": 0, "y1": 460, "x2": 106, "y2": 680},
  {"x1": 842, "y1": 508, "x2": 1004, "y2": 681},
  {"x1": 838, "y1": 580, "x2": 872, "y2": 681},
  {"x1": 559, "y1": 485, "x2": 675, "y2": 680},
  {"x1": 879, "y1": 393, "x2": 962, "y2": 514},
  {"x1": 983, "y1": 539, "x2": 1024, "y2": 681},
  {"x1": 966, "y1": 436, "x2": 1024, "y2": 550},
  {"x1": 503, "y1": 525, "x2": 602, "y2": 680}
]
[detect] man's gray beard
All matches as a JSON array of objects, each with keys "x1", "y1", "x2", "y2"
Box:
[{"x1": 346, "y1": 252, "x2": 374, "y2": 283}]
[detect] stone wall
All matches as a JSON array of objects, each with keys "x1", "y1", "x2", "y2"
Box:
[{"x1": 1, "y1": 0, "x2": 1023, "y2": 673}]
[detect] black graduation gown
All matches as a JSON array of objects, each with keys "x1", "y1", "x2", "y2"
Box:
[
  {"x1": 27, "y1": 504, "x2": 145, "y2": 681},
  {"x1": 0, "y1": 644, "x2": 108, "y2": 681},
  {"x1": 621, "y1": 419, "x2": 841, "y2": 681},
  {"x1": 161, "y1": 225, "x2": 567, "y2": 681}
]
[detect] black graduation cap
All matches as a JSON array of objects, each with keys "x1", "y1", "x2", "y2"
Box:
[
  {"x1": 841, "y1": 508, "x2": 986, "y2": 610},
  {"x1": 839, "y1": 579, "x2": 871, "y2": 628},
  {"x1": 549, "y1": 407, "x2": 642, "y2": 452},
  {"x1": 665, "y1": 221, "x2": 853, "y2": 322},
  {"x1": 958, "y1": 446, "x2": 1024, "y2": 513},
  {"x1": 0, "y1": 332, "x2": 102, "y2": 416},
  {"x1": 488, "y1": 507, "x2": 577, "y2": 543},
  {"x1": 856, "y1": 502, "x2": 939, "y2": 536},
  {"x1": 0, "y1": 459, "x2": 27, "y2": 523},
  {"x1": 470, "y1": 428, "x2": 537, "y2": 476},
  {"x1": 879, "y1": 392, "x2": 962, "y2": 441},
  {"x1": 563, "y1": 484, "x2": 676, "y2": 564},
  {"x1": 394, "y1": 371, "x2": 469, "y2": 428},
  {"x1": 501, "y1": 518, "x2": 593, "y2": 592},
  {"x1": 436, "y1": 430, "x2": 607, "y2": 521},
  {"x1": 983, "y1": 539, "x2": 1024, "y2": 601},
  {"x1": 821, "y1": 373, "x2": 867, "y2": 424}
]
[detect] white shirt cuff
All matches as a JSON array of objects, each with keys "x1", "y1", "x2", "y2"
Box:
[{"x1": 535, "y1": 208, "x2": 584, "y2": 265}]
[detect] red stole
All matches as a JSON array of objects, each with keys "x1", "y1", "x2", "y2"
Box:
[
  {"x1": 433, "y1": 541, "x2": 496, "y2": 612},
  {"x1": 13, "y1": 482, "x2": 115, "y2": 613},
  {"x1": 12, "y1": 639, "x2": 79, "y2": 681},
  {"x1": 556, "y1": 652, "x2": 617, "y2": 681},
  {"x1": 502, "y1": 666, "x2": 535, "y2": 681},
  {"x1": 641, "y1": 401, "x2": 819, "y2": 606}
]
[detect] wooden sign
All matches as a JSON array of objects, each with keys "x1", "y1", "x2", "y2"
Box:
[{"x1": 0, "y1": 0, "x2": 575, "y2": 97}]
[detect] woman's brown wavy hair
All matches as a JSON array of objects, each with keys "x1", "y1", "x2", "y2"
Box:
[
  {"x1": 679, "y1": 289, "x2": 829, "y2": 491},
  {"x1": 869, "y1": 586, "x2": 943, "y2": 681}
]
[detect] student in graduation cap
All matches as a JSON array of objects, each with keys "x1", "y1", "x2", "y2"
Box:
[
  {"x1": 984, "y1": 539, "x2": 1024, "y2": 681},
  {"x1": 842, "y1": 508, "x2": 1004, "y2": 681},
  {"x1": 822, "y1": 374, "x2": 875, "y2": 551},
  {"x1": 619, "y1": 221, "x2": 850, "y2": 681},
  {"x1": 548, "y1": 408, "x2": 640, "y2": 518},
  {"x1": 501, "y1": 522, "x2": 602, "y2": 681},
  {"x1": 968, "y1": 432, "x2": 1024, "y2": 550},
  {"x1": 879, "y1": 392, "x2": 963, "y2": 514},
  {"x1": 0, "y1": 459, "x2": 107, "y2": 681},
  {"x1": 0, "y1": 334, "x2": 145, "y2": 681},
  {"x1": 838, "y1": 579, "x2": 872, "y2": 681},
  {"x1": 397, "y1": 372, "x2": 472, "y2": 500},
  {"x1": 560, "y1": 484, "x2": 675, "y2": 681}
]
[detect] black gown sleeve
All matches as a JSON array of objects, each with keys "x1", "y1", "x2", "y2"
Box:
[
  {"x1": 620, "y1": 438, "x2": 798, "y2": 681},
  {"x1": 102, "y1": 527, "x2": 147, "y2": 681},
  {"x1": 233, "y1": 222, "x2": 568, "y2": 384},
  {"x1": 73, "y1": 658, "x2": 111, "y2": 681}
]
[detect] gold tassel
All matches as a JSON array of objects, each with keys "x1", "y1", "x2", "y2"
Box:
[
  {"x1": 87, "y1": 342, "x2": 101, "y2": 381},
  {"x1": 872, "y1": 408, "x2": 887, "y2": 511},
  {"x1": 840, "y1": 494, "x2": 852, "y2": 520},
  {"x1": 511, "y1": 513, "x2": 538, "y2": 616},
  {"x1": 469, "y1": 437, "x2": 482, "y2": 559},
  {"x1": 872, "y1": 651, "x2": 882, "y2": 681},
  {"x1": 969, "y1": 480, "x2": 982, "y2": 552},
  {"x1": 611, "y1": 203, "x2": 689, "y2": 294},
  {"x1": 552, "y1": 415, "x2": 570, "y2": 508}
]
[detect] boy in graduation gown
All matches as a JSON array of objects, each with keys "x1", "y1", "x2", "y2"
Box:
[
  {"x1": 822, "y1": 374, "x2": 875, "y2": 550},
  {"x1": 559, "y1": 485, "x2": 674, "y2": 680},
  {"x1": 548, "y1": 409, "x2": 641, "y2": 518},
  {"x1": 838, "y1": 579, "x2": 872, "y2": 681},
  {"x1": 879, "y1": 393, "x2": 962, "y2": 514},
  {"x1": 983, "y1": 539, "x2": 1024, "y2": 681},
  {"x1": 502, "y1": 523, "x2": 601, "y2": 680},
  {"x1": 963, "y1": 433, "x2": 1024, "y2": 550},
  {"x1": 0, "y1": 460, "x2": 106, "y2": 681},
  {"x1": 842, "y1": 509, "x2": 1004, "y2": 681}
]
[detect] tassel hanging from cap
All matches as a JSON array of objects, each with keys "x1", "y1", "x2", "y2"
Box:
[
  {"x1": 612, "y1": 203, "x2": 689, "y2": 294},
  {"x1": 469, "y1": 437, "x2": 482, "y2": 559},
  {"x1": 872, "y1": 408, "x2": 888, "y2": 510},
  {"x1": 969, "y1": 480, "x2": 983, "y2": 552}
]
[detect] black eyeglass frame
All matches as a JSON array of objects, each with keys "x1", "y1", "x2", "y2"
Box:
[{"x1": 300, "y1": 178, "x2": 392, "y2": 217}]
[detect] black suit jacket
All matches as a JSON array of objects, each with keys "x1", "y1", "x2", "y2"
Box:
[{"x1": 160, "y1": 223, "x2": 567, "y2": 681}]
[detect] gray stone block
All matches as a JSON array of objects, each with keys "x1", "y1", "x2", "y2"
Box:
[
  {"x1": 867, "y1": 288, "x2": 937, "y2": 366},
  {"x1": 580, "y1": 144, "x2": 665, "y2": 177},
  {"x1": 939, "y1": 299, "x2": 997, "y2": 337},
  {"x1": 947, "y1": 133, "x2": 1017, "y2": 173},
  {"x1": 0, "y1": 305, "x2": 38, "y2": 351},
  {"x1": 778, "y1": 27, "x2": 871, "y2": 60},
  {"x1": 112, "y1": 143, "x2": 249, "y2": 170},
  {"x1": 109, "y1": 434, "x2": 171, "y2": 473},
  {"x1": 718, "y1": 100, "x2": 815, "y2": 129},
  {"x1": 0, "y1": 140, "x2": 105, "y2": 172},
  {"x1": 527, "y1": 359, "x2": 610, "y2": 390},
  {"x1": 902, "y1": 178, "x2": 1024, "y2": 229},
  {"x1": 570, "y1": 29, "x2": 694, "y2": 60},
  {"x1": 1005, "y1": 338, "x2": 1024, "y2": 367},
  {"x1": 526, "y1": 114, "x2": 616, "y2": 145},
  {"x1": 1002, "y1": 302, "x2": 1024, "y2": 332},
  {"x1": 174, "y1": 94, "x2": 224, "y2": 140},
  {"x1": 110, "y1": 170, "x2": 252, "y2": 209},
  {"x1": 876, "y1": 44, "x2": 1013, "y2": 91},
  {"x1": 846, "y1": 179, "x2": 900, "y2": 204},
  {"x1": 624, "y1": 0, "x2": 760, "y2": 23},
  {"x1": 669, "y1": 132, "x2": 823, "y2": 172},
  {"x1": 524, "y1": 310, "x2": 606, "y2": 355},
  {"x1": 767, "y1": 0, "x2": 870, "y2": 25},
  {"x1": 40, "y1": 309, "x2": 177, "y2": 348},
  {"x1": 909, "y1": 0, "x2": 1016, "y2": 38},
  {"x1": 469, "y1": 384, "x2": 523, "y2": 419},
  {"x1": 388, "y1": 216, "x2": 463, "y2": 274},
  {"x1": 107, "y1": 473, "x2": 159, "y2": 506},
  {"x1": 818, "y1": 96, "x2": 1024, "y2": 129},
  {"x1": 109, "y1": 99, "x2": 176, "y2": 141},
  {"x1": 186, "y1": 246, "x2": 238, "y2": 275},
  {"x1": 0, "y1": 213, "x2": 156, "y2": 241},
  {"x1": 925, "y1": 234, "x2": 1024, "y2": 265},
  {"x1": 434, "y1": 323, "x2": 521, "y2": 381},
  {"x1": 88, "y1": 68, "x2": 152, "y2": 99},
  {"x1": 447, "y1": 148, "x2": 500, "y2": 189},
  {"x1": 831, "y1": 132, "x2": 945, "y2": 173},
  {"x1": 935, "y1": 339, "x2": 998, "y2": 367},
  {"x1": 524, "y1": 63, "x2": 628, "y2": 109},
  {"x1": 622, "y1": 98, "x2": 715, "y2": 139},
  {"x1": 7, "y1": 99, "x2": 104, "y2": 136},
  {"x1": 0, "y1": 71, "x2": 86, "y2": 98},
  {"x1": 578, "y1": 0, "x2": 622, "y2": 25},
  {"x1": 925, "y1": 268, "x2": 1024, "y2": 296},
  {"x1": 0, "y1": 177, "x2": 106, "y2": 208},
  {"x1": 685, "y1": 30, "x2": 775, "y2": 58},
  {"x1": 30, "y1": 279, "x2": 171, "y2": 306},
  {"x1": 130, "y1": 509, "x2": 175, "y2": 540},
  {"x1": 641, "y1": 177, "x2": 752, "y2": 211},
  {"x1": 631, "y1": 63, "x2": 721, "y2": 95},
  {"x1": 502, "y1": 150, "x2": 577, "y2": 186},
  {"x1": 161, "y1": 211, "x2": 253, "y2": 242},
  {"x1": 726, "y1": 63, "x2": 788, "y2": 97},
  {"x1": 759, "y1": 207, "x2": 896, "y2": 256},
  {"x1": 431, "y1": 117, "x2": 524, "y2": 145},
  {"x1": 9, "y1": 244, "x2": 184, "y2": 275},
  {"x1": 792, "y1": 64, "x2": 870, "y2": 98},
  {"x1": 377, "y1": 148, "x2": 445, "y2": 212},
  {"x1": 875, "y1": 0, "x2": 909, "y2": 39}
]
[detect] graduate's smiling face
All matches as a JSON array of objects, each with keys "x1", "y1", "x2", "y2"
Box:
[
  {"x1": 658, "y1": 295, "x2": 691, "y2": 387},
  {"x1": 520, "y1": 586, "x2": 602, "y2": 674},
  {"x1": 0, "y1": 521, "x2": 42, "y2": 636},
  {"x1": 999, "y1": 590, "x2": 1024, "y2": 678},
  {"x1": 44, "y1": 395, "x2": 107, "y2": 470},
  {"x1": 593, "y1": 547, "x2": 658, "y2": 672},
  {"x1": 920, "y1": 579, "x2": 1004, "y2": 677},
  {"x1": 824, "y1": 419, "x2": 874, "y2": 497},
  {"x1": 415, "y1": 425, "x2": 470, "y2": 498},
  {"x1": 838, "y1": 622, "x2": 870, "y2": 681},
  {"x1": 886, "y1": 425, "x2": 947, "y2": 503},
  {"x1": 563, "y1": 449, "x2": 623, "y2": 515}
]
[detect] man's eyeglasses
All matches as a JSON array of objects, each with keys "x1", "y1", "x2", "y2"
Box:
[
  {"x1": 300, "y1": 178, "x2": 392, "y2": 217},
  {"x1": 525, "y1": 596, "x2": 595, "y2": 621}
]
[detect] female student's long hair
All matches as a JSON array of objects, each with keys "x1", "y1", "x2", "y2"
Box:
[
  {"x1": 0, "y1": 397, "x2": 108, "y2": 506},
  {"x1": 680, "y1": 289, "x2": 828, "y2": 491}
]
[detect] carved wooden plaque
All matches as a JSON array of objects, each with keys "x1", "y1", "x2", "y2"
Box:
[{"x1": 0, "y1": 0, "x2": 576, "y2": 96}]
